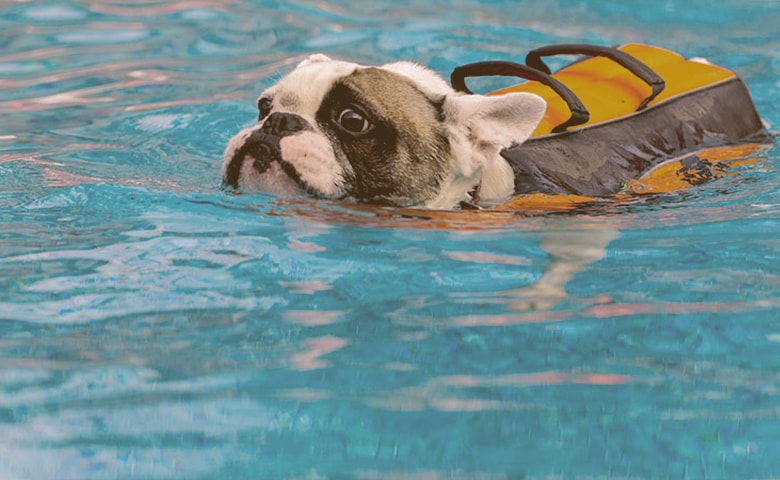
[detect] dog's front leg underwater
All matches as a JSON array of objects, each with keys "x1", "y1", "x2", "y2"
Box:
[{"x1": 504, "y1": 225, "x2": 620, "y2": 311}]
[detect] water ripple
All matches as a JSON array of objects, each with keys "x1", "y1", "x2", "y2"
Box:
[{"x1": 1, "y1": 1, "x2": 779, "y2": 479}]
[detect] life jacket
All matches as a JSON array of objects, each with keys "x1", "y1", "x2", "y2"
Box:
[{"x1": 450, "y1": 43, "x2": 773, "y2": 210}]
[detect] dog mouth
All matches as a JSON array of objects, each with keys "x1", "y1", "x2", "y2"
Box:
[{"x1": 245, "y1": 140, "x2": 301, "y2": 184}]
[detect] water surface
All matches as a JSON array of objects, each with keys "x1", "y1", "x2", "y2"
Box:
[{"x1": 1, "y1": 1, "x2": 779, "y2": 479}]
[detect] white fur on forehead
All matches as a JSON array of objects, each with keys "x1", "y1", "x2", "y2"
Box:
[
  {"x1": 379, "y1": 61, "x2": 454, "y2": 96},
  {"x1": 297, "y1": 53, "x2": 335, "y2": 67},
  {"x1": 293, "y1": 55, "x2": 452, "y2": 97},
  {"x1": 261, "y1": 54, "x2": 360, "y2": 118},
  {"x1": 291, "y1": 54, "x2": 360, "y2": 76}
]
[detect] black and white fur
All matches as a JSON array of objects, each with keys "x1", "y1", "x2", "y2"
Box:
[{"x1": 222, "y1": 54, "x2": 546, "y2": 209}]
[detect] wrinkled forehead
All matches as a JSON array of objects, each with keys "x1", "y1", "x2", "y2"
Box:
[{"x1": 261, "y1": 59, "x2": 359, "y2": 115}]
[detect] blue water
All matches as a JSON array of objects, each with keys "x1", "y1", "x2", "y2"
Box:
[{"x1": 1, "y1": 1, "x2": 779, "y2": 478}]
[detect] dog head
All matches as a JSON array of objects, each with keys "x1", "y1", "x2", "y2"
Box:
[{"x1": 222, "y1": 54, "x2": 545, "y2": 209}]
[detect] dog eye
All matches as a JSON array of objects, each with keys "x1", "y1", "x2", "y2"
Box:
[
  {"x1": 336, "y1": 108, "x2": 372, "y2": 134},
  {"x1": 257, "y1": 97, "x2": 273, "y2": 121}
]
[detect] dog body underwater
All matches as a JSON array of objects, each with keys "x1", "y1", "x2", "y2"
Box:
[{"x1": 222, "y1": 54, "x2": 546, "y2": 209}]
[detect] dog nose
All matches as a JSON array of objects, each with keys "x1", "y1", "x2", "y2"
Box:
[{"x1": 261, "y1": 112, "x2": 308, "y2": 136}]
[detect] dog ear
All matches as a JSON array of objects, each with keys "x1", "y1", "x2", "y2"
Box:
[{"x1": 445, "y1": 92, "x2": 546, "y2": 159}]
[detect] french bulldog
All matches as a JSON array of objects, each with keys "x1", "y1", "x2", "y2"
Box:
[
  {"x1": 221, "y1": 55, "x2": 612, "y2": 312},
  {"x1": 221, "y1": 54, "x2": 546, "y2": 209}
]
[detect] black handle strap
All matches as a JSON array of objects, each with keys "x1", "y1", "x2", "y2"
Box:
[
  {"x1": 525, "y1": 44, "x2": 665, "y2": 110},
  {"x1": 450, "y1": 61, "x2": 589, "y2": 133}
]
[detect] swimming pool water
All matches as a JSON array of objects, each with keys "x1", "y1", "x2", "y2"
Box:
[{"x1": 1, "y1": 1, "x2": 779, "y2": 478}]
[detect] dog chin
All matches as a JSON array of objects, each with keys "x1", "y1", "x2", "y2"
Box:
[{"x1": 237, "y1": 160, "x2": 307, "y2": 198}]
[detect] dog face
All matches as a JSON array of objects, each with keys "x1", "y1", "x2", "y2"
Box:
[{"x1": 222, "y1": 55, "x2": 545, "y2": 209}]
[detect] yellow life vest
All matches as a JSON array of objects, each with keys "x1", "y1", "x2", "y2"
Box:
[{"x1": 450, "y1": 43, "x2": 772, "y2": 210}]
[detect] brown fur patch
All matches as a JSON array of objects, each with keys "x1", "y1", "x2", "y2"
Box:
[{"x1": 316, "y1": 68, "x2": 451, "y2": 205}]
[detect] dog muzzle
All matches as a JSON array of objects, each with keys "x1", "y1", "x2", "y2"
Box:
[{"x1": 222, "y1": 112, "x2": 312, "y2": 190}]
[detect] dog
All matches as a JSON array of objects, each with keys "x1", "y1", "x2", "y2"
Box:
[
  {"x1": 220, "y1": 55, "x2": 609, "y2": 311},
  {"x1": 221, "y1": 54, "x2": 546, "y2": 209}
]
